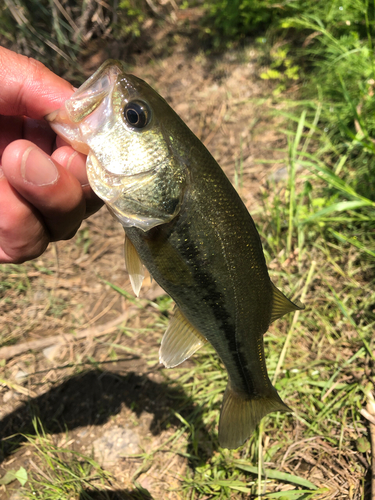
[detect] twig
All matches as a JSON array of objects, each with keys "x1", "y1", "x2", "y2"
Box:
[
  {"x1": 144, "y1": 0, "x2": 161, "y2": 17},
  {"x1": 361, "y1": 408, "x2": 375, "y2": 427},
  {"x1": 0, "y1": 377, "x2": 36, "y2": 397},
  {"x1": 29, "y1": 459, "x2": 51, "y2": 482},
  {"x1": 0, "y1": 310, "x2": 135, "y2": 361},
  {"x1": 52, "y1": 0, "x2": 79, "y2": 32}
]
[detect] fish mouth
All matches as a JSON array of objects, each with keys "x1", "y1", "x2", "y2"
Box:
[
  {"x1": 46, "y1": 107, "x2": 90, "y2": 155},
  {"x1": 45, "y1": 60, "x2": 124, "y2": 155}
]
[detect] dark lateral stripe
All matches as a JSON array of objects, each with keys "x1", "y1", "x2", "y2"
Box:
[{"x1": 175, "y1": 228, "x2": 256, "y2": 396}]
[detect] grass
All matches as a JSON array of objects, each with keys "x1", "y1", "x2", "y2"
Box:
[
  {"x1": 21, "y1": 419, "x2": 112, "y2": 500},
  {"x1": 1, "y1": 0, "x2": 375, "y2": 498},
  {"x1": 1, "y1": 175, "x2": 371, "y2": 497}
]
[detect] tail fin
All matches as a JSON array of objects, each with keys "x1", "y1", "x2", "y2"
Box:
[{"x1": 218, "y1": 384, "x2": 291, "y2": 449}]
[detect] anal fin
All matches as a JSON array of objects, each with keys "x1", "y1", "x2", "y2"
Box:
[
  {"x1": 271, "y1": 282, "x2": 305, "y2": 323},
  {"x1": 160, "y1": 307, "x2": 208, "y2": 368},
  {"x1": 124, "y1": 235, "x2": 145, "y2": 297}
]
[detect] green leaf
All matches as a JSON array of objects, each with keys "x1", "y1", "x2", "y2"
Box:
[
  {"x1": 299, "y1": 157, "x2": 375, "y2": 206},
  {"x1": 15, "y1": 467, "x2": 28, "y2": 486},
  {"x1": 101, "y1": 279, "x2": 138, "y2": 303},
  {"x1": 261, "y1": 69, "x2": 281, "y2": 79},
  {"x1": 301, "y1": 200, "x2": 371, "y2": 224},
  {"x1": 0, "y1": 471, "x2": 17, "y2": 486},
  {"x1": 232, "y1": 460, "x2": 317, "y2": 489},
  {"x1": 329, "y1": 229, "x2": 375, "y2": 258},
  {"x1": 265, "y1": 491, "x2": 328, "y2": 499},
  {"x1": 0, "y1": 467, "x2": 28, "y2": 486},
  {"x1": 357, "y1": 436, "x2": 370, "y2": 453}
]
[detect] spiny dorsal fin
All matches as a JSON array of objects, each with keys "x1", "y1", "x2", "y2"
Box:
[
  {"x1": 160, "y1": 307, "x2": 208, "y2": 368},
  {"x1": 271, "y1": 282, "x2": 304, "y2": 323},
  {"x1": 124, "y1": 236, "x2": 144, "y2": 297}
]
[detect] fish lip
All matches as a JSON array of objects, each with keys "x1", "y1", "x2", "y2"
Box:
[
  {"x1": 65, "y1": 60, "x2": 123, "y2": 123},
  {"x1": 45, "y1": 61, "x2": 124, "y2": 155}
]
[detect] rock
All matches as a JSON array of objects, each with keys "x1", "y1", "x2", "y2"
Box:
[
  {"x1": 43, "y1": 344, "x2": 61, "y2": 361},
  {"x1": 14, "y1": 370, "x2": 28, "y2": 383},
  {"x1": 93, "y1": 426, "x2": 140, "y2": 466}
]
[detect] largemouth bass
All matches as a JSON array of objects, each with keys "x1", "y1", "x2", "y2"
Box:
[{"x1": 46, "y1": 60, "x2": 304, "y2": 449}]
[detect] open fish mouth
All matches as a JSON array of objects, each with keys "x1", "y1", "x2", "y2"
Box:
[{"x1": 46, "y1": 61, "x2": 123, "y2": 155}]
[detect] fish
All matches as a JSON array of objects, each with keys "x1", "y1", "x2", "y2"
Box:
[{"x1": 46, "y1": 60, "x2": 304, "y2": 449}]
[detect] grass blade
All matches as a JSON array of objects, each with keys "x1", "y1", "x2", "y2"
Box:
[{"x1": 232, "y1": 460, "x2": 318, "y2": 490}]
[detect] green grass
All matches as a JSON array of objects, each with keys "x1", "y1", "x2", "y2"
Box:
[{"x1": 19, "y1": 419, "x2": 113, "y2": 499}]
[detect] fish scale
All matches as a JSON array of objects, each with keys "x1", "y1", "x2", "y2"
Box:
[{"x1": 46, "y1": 59, "x2": 304, "y2": 449}]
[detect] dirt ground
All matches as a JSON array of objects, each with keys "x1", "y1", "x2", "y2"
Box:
[{"x1": 0, "y1": 28, "x2": 325, "y2": 500}]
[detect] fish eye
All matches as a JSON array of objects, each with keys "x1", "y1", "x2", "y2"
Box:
[{"x1": 123, "y1": 100, "x2": 150, "y2": 129}]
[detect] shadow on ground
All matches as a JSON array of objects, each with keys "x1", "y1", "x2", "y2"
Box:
[
  {"x1": 79, "y1": 487, "x2": 153, "y2": 499},
  {"x1": 0, "y1": 369, "x2": 214, "y2": 465}
]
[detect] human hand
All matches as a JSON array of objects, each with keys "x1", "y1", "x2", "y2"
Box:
[{"x1": 0, "y1": 47, "x2": 103, "y2": 264}]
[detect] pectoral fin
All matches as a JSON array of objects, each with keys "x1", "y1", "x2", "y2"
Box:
[
  {"x1": 270, "y1": 282, "x2": 305, "y2": 323},
  {"x1": 160, "y1": 307, "x2": 208, "y2": 368},
  {"x1": 124, "y1": 236, "x2": 145, "y2": 297}
]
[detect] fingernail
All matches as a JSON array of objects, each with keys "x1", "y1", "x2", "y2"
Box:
[
  {"x1": 21, "y1": 146, "x2": 59, "y2": 186},
  {"x1": 66, "y1": 151, "x2": 89, "y2": 187},
  {"x1": 66, "y1": 150, "x2": 78, "y2": 170}
]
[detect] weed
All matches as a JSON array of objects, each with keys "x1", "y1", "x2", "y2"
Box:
[
  {"x1": 0, "y1": 0, "x2": 158, "y2": 79},
  {"x1": 20, "y1": 419, "x2": 112, "y2": 499},
  {"x1": 201, "y1": 0, "x2": 279, "y2": 48},
  {"x1": 260, "y1": 43, "x2": 301, "y2": 96}
]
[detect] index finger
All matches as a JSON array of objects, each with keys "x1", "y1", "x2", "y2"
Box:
[{"x1": 0, "y1": 46, "x2": 75, "y2": 119}]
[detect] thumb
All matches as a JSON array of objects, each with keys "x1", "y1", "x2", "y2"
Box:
[{"x1": 2, "y1": 140, "x2": 86, "y2": 242}]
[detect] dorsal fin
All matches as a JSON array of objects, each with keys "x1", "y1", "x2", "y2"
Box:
[
  {"x1": 271, "y1": 282, "x2": 304, "y2": 323},
  {"x1": 160, "y1": 307, "x2": 208, "y2": 368},
  {"x1": 124, "y1": 236, "x2": 145, "y2": 297}
]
